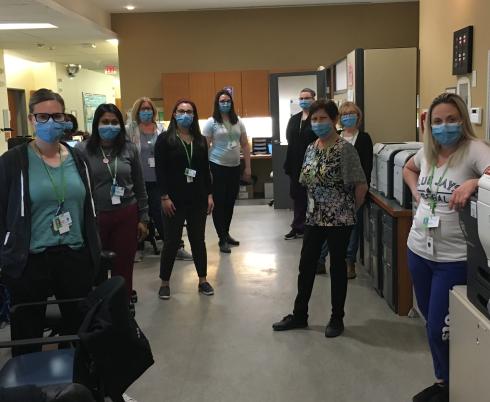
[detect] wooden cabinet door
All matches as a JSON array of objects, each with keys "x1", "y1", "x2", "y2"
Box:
[
  {"x1": 189, "y1": 72, "x2": 215, "y2": 119},
  {"x1": 162, "y1": 73, "x2": 190, "y2": 120},
  {"x1": 214, "y1": 71, "x2": 243, "y2": 116},
  {"x1": 241, "y1": 70, "x2": 270, "y2": 117}
]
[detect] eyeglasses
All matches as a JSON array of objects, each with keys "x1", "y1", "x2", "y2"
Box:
[
  {"x1": 33, "y1": 113, "x2": 66, "y2": 123},
  {"x1": 100, "y1": 119, "x2": 120, "y2": 126},
  {"x1": 176, "y1": 110, "x2": 194, "y2": 115}
]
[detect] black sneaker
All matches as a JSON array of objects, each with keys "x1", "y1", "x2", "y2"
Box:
[
  {"x1": 325, "y1": 317, "x2": 344, "y2": 338},
  {"x1": 198, "y1": 282, "x2": 214, "y2": 296},
  {"x1": 227, "y1": 234, "x2": 240, "y2": 246},
  {"x1": 158, "y1": 285, "x2": 170, "y2": 300},
  {"x1": 272, "y1": 314, "x2": 308, "y2": 331},
  {"x1": 412, "y1": 383, "x2": 447, "y2": 402},
  {"x1": 219, "y1": 240, "x2": 231, "y2": 253},
  {"x1": 284, "y1": 230, "x2": 303, "y2": 240}
]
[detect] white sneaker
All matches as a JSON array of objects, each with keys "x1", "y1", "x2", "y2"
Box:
[
  {"x1": 122, "y1": 393, "x2": 138, "y2": 402},
  {"x1": 134, "y1": 250, "x2": 144, "y2": 263}
]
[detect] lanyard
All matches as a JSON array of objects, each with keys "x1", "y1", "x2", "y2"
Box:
[
  {"x1": 35, "y1": 144, "x2": 65, "y2": 209},
  {"x1": 100, "y1": 147, "x2": 118, "y2": 185},
  {"x1": 223, "y1": 121, "x2": 237, "y2": 143},
  {"x1": 177, "y1": 134, "x2": 193, "y2": 168},
  {"x1": 428, "y1": 164, "x2": 449, "y2": 214}
]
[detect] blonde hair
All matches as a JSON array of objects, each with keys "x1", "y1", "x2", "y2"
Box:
[
  {"x1": 131, "y1": 97, "x2": 157, "y2": 124},
  {"x1": 339, "y1": 101, "x2": 363, "y2": 128},
  {"x1": 424, "y1": 93, "x2": 477, "y2": 167}
]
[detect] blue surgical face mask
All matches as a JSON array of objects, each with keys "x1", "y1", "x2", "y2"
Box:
[
  {"x1": 139, "y1": 110, "x2": 153, "y2": 123},
  {"x1": 431, "y1": 123, "x2": 463, "y2": 146},
  {"x1": 219, "y1": 102, "x2": 232, "y2": 113},
  {"x1": 175, "y1": 113, "x2": 193, "y2": 128},
  {"x1": 311, "y1": 121, "x2": 333, "y2": 138},
  {"x1": 299, "y1": 99, "x2": 313, "y2": 110},
  {"x1": 35, "y1": 119, "x2": 65, "y2": 143},
  {"x1": 99, "y1": 124, "x2": 121, "y2": 141},
  {"x1": 341, "y1": 114, "x2": 357, "y2": 128}
]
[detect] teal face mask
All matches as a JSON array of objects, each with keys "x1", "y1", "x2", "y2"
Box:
[
  {"x1": 431, "y1": 123, "x2": 462, "y2": 146},
  {"x1": 341, "y1": 114, "x2": 357, "y2": 128}
]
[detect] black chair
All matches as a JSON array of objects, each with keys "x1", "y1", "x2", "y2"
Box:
[{"x1": 0, "y1": 277, "x2": 154, "y2": 402}]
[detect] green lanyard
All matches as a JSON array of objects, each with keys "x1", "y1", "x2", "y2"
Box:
[
  {"x1": 35, "y1": 144, "x2": 65, "y2": 210},
  {"x1": 178, "y1": 135, "x2": 193, "y2": 168},
  {"x1": 428, "y1": 164, "x2": 449, "y2": 214},
  {"x1": 100, "y1": 147, "x2": 118, "y2": 185}
]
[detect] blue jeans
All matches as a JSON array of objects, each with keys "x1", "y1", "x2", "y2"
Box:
[
  {"x1": 318, "y1": 208, "x2": 363, "y2": 265},
  {"x1": 407, "y1": 249, "x2": 467, "y2": 383}
]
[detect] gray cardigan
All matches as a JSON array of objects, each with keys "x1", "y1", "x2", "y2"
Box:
[{"x1": 77, "y1": 140, "x2": 149, "y2": 222}]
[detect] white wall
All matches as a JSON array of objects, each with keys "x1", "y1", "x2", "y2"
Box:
[
  {"x1": 56, "y1": 63, "x2": 117, "y2": 131},
  {"x1": 0, "y1": 50, "x2": 9, "y2": 154}
]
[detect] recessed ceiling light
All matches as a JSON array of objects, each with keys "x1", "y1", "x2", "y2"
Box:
[
  {"x1": 125, "y1": 5, "x2": 135, "y2": 11},
  {"x1": 106, "y1": 39, "x2": 119, "y2": 46},
  {"x1": 0, "y1": 23, "x2": 57, "y2": 30}
]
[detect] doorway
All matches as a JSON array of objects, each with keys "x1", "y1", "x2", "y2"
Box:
[{"x1": 7, "y1": 88, "x2": 28, "y2": 137}]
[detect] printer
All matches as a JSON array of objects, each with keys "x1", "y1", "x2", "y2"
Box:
[
  {"x1": 393, "y1": 149, "x2": 419, "y2": 208},
  {"x1": 377, "y1": 142, "x2": 422, "y2": 199},
  {"x1": 371, "y1": 143, "x2": 391, "y2": 191},
  {"x1": 461, "y1": 174, "x2": 490, "y2": 319}
]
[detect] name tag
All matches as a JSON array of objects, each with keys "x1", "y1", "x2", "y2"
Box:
[
  {"x1": 112, "y1": 185, "x2": 125, "y2": 197},
  {"x1": 423, "y1": 215, "x2": 440, "y2": 228},
  {"x1": 426, "y1": 235, "x2": 434, "y2": 256},
  {"x1": 185, "y1": 168, "x2": 197, "y2": 178},
  {"x1": 228, "y1": 140, "x2": 238, "y2": 150},
  {"x1": 148, "y1": 157, "x2": 155, "y2": 168},
  {"x1": 111, "y1": 195, "x2": 121, "y2": 205},
  {"x1": 52, "y1": 211, "x2": 72, "y2": 234}
]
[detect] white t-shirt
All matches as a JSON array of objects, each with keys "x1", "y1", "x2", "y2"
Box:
[
  {"x1": 407, "y1": 140, "x2": 490, "y2": 262},
  {"x1": 202, "y1": 117, "x2": 247, "y2": 167}
]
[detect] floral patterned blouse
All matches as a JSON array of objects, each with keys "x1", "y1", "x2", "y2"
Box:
[{"x1": 299, "y1": 137, "x2": 366, "y2": 227}]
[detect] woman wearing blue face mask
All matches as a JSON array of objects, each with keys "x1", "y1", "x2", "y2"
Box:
[
  {"x1": 337, "y1": 101, "x2": 373, "y2": 278},
  {"x1": 155, "y1": 99, "x2": 214, "y2": 300},
  {"x1": 0, "y1": 88, "x2": 100, "y2": 356},
  {"x1": 403, "y1": 93, "x2": 490, "y2": 402},
  {"x1": 203, "y1": 89, "x2": 251, "y2": 254},
  {"x1": 77, "y1": 103, "x2": 149, "y2": 304},
  {"x1": 273, "y1": 99, "x2": 368, "y2": 338},
  {"x1": 127, "y1": 97, "x2": 193, "y2": 263}
]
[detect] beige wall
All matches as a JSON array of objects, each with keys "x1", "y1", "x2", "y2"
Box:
[
  {"x1": 0, "y1": 50, "x2": 9, "y2": 154},
  {"x1": 112, "y1": 2, "x2": 419, "y2": 110},
  {"x1": 419, "y1": 0, "x2": 490, "y2": 138}
]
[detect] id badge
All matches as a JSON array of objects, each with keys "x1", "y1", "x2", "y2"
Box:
[
  {"x1": 307, "y1": 196, "x2": 315, "y2": 213},
  {"x1": 228, "y1": 140, "x2": 238, "y2": 150},
  {"x1": 58, "y1": 211, "x2": 72, "y2": 227},
  {"x1": 52, "y1": 214, "x2": 70, "y2": 234},
  {"x1": 148, "y1": 157, "x2": 155, "y2": 168},
  {"x1": 426, "y1": 235, "x2": 434, "y2": 256},
  {"x1": 423, "y1": 215, "x2": 440, "y2": 228},
  {"x1": 111, "y1": 195, "x2": 121, "y2": 205},
  {"x1": 185, "y1": 168, "x2": 197, "y2": 178},
  {"x1": 112, "y1": 185, "x2": 125, "y2": 197},
  {"x1": 186, "y1": 176, "x2": 194, "y2": 183}
]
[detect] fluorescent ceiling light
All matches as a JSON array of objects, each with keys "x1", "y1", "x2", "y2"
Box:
[
  {"x1": 106, "y1": 39, "x2": 119, "y2": 46},
  {"x1": 125, "y1": 5, "x2": 135, "y2": 10},
  {"x1": 0, "y1": 23, "x2": 57, "y2": 30}
]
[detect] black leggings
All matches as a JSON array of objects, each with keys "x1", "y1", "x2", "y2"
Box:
[
  {"x1": 159, "y1": 204, "x2": 208, "y2": 281},
  {"x1": 293, "y1": 225, "x2": 353, "y2": 321},
  {"x1": 210, "y1": 161, "x2": 240, "y2": 241}
]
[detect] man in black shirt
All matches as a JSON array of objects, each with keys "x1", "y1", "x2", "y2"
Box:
[{"x1": 283, "y1": 88, "x2": 317, "y2": 240}]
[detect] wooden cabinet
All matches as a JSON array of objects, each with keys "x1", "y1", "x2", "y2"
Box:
[
  {"x1": 162, "y1": 70, "x2": 270, "y2": 119},
  {"x1": 161, "y1": 73, "x2": 189, "y2": 120},
  {"x1": 214, "y1": 71, "x2": 243, "y2": 116},
  {"x1": 189, "y1": 72, "x2": 215, "y2": 119},
  {"x1": 241, "y1": 70, "x2": 269, "y2": 117}
]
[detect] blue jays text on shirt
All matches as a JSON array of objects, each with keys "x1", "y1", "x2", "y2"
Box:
[{"x1": 417, "y1": 174, "x2": 460, "y2": 203}]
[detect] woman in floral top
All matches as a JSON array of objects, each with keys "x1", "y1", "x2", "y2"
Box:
[{"x1": 273, "y1": 99, "x2": 368, "y2": 338}]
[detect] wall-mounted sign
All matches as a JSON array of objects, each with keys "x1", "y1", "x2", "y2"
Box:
[
  {"x1": 82, "y1": 93, "x2": 106, "y2": 133},
  {"x1": 453, "y1": 26, "x2": 473, "y2": 76},
  {"x1": 104, "y1": 65, "x2": 118, "y2": 75}
]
